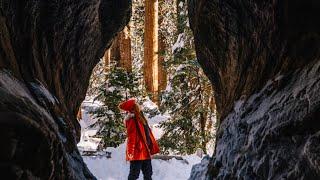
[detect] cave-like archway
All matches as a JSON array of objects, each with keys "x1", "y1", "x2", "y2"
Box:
[{"x1": 1, "y1": 0, "x2": 320, "y2": 179}]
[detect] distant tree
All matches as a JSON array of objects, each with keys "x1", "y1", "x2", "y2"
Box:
[
  {"x1": 158, "y1": 0, "x2": 168, "y2": 99},
  {"x1": 144, "y1": 0, "x2": 159, "y2": 102},
  {"x1": 91, "y1": 64, "x2": 140, "y2": 148},
  {"x1": 159, "y1": 0, "x2": 216, "y2": 155},
  {"x1": 111, "y1": 26, "x2": 132, "y2": 72},
  {"x1": 159, "y1": 61, "x2": 215, "y2": 154},
  {"x1": 90, "y1": 27, "x2": 139, "y2": 148}
]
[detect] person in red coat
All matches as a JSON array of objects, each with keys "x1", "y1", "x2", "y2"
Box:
[{"x1": 119, "y1": 99, "x2": 160, "y2": 180}]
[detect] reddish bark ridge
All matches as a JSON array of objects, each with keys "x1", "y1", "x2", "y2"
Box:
[
  {"x1": 188, "y1": 0, "x2": 320, "y2": 179},
  {"x1": 0, "y1": 0, "x2": 131, "y2": 179}
]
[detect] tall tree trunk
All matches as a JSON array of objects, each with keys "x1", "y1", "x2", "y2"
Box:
[
  {"x1": 104, "y1": 49, "x2": 111, "y2": 75},
  {"x1": 109, "y1": 26, "x2": 132, "y2": 72},
  {"x1": 110, "y1": 35, "x2": 121, "y2": 66},
  {"x1": 103, "y1": 48, "x2": 111, "y2": 88},
  {"x1": 144, "y1": 0, "x2": 159, "y2": 102},
  {"x1": 119, "y1": 26, "x2": 132, "y2": 72},
  {"x1": 158, "y1": 1, "x2": 167, "y2": 95}
]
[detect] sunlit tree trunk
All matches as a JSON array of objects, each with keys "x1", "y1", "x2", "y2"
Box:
[
  {"x1": 144, "y1": 0, "x2": 159, "y2": 102},
  {"x1": 110, "y1": 35, "x2": 120, "y2": 66},
  {"x1": 106, "y1": 26, "x2": 132, "y2": 73},
  {"x1": 118, "y1": 26, "x2": 132, "y2": 72},
  {"x1": 104, "y1": 49, "x2": 111, "y2": 74},
  {"x1": 77, "y1": 107, "x2": 82, "y2": 121}
]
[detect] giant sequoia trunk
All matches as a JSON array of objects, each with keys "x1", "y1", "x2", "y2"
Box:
[
  {"x1": 0, "y1": 0, "x2": 131, "y2": 179},
  {"x1": 188, "y1": 0, "x2": 320, "y2": 179},
  {"x1": 109, "y1": 26, "x2": 132, "y2": 72},
  {"x1": 144, "y1": 0, "x2": 159, "y2": 101}
]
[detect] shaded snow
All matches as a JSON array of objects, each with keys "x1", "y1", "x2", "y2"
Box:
[
  {"x1": 148, "y1": 114, "x2": 170, "y2": 139},
  {"x1": 188, "y1": 156, "x2": 211, "y2": 180},
  {"x1": 78, "y1": 101, "x2": 101, "y2": 152},
  {"x1": 172, "y1": 34, "x2": 185, "y2": 53},
  {"x1": 179, "y1": 1, "x2": 184, "y2": 8},
  {"x1": 79, "y1": 109, "x2": 97, "y2": 129},
  {"x1": 108, "y1": 87, "x2": 116, "y2": 93},
  {"x1": 149, "y1": 113, "x2": 170, "y2": 125},
  {"x1": 78, "y1": 137, "x2": 101, "y2": 152},
  {"x1": 142, "y1": 98, "x2": 158, "y2": 110}
]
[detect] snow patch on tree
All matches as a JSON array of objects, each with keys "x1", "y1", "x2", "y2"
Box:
[
  {"x1": 30, "y1": 81, "x2": 58, "y2": 105},
  {"x1": 188, "y1": 155, "x2": 211, "y2": 180}
]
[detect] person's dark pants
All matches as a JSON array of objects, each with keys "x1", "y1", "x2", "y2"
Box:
[{"x1": 128, "y1": 159, "x2": 152, "y2": 180}]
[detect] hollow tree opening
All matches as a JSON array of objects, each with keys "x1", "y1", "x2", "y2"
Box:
[
  {"x1": 76, "y1": 1, "x2": 218, "y2": 179},
  {"x1": 2, "y1": 0, "x2": 319, "y2": 179},
  {"x1": 81, "y1": 0, "x2": 217, "y2": 157}
]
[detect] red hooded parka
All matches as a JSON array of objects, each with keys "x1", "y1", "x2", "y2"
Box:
[{"x1": 119, "y1": 99, "x2": 160, "y2": 161}]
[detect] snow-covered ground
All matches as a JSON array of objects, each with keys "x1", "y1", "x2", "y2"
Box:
[
  {"x1": 77, "y1": 100, "x2": 102, "y2": 152},
  {"x1": 77, "y1": 99, "x2": 202, "y2": 180},
  {"x1": 83, "y1": 144, "x2": 201, "y2": 180}
]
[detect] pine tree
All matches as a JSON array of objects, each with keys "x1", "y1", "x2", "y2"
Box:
[
  {"x1": 89, "y1": 26, "x2": 139, "y2": 148},
  {"x1": 159, "y1": 60, "x2": 215, "y2": 154},
  {"x1": 91, "y1": 64, "x2": 141, "y2": 148},
  {"x1": 159, "y1": 0, "x2": 216, "y2": 155}
]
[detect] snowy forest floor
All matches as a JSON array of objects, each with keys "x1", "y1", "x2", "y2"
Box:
[{"x1": 77, "y1": 100, "x2": 202, "y2": 180}]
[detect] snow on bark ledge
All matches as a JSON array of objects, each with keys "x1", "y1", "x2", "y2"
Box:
[
  {"x1": 195, "y1": 60, "x2": 320, "y2": 179},
  {"x1": 220, "y1": 62, "x2": 319, "y2": 179},
  {"x1": 188, "y1": 155, "x2": 211, "y2": 180}
]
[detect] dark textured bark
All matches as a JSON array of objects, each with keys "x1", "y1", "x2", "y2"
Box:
[
  {"x1": 188, "y1": 0, "x2": 320, "y2": 179},
  {"x1": 0, "y1": 0, "x2": 131, "y2": 179}
]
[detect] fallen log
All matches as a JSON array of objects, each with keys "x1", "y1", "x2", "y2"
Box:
[{"x1": 152, "y1": 155, "x2": 189, "y2": 164}]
